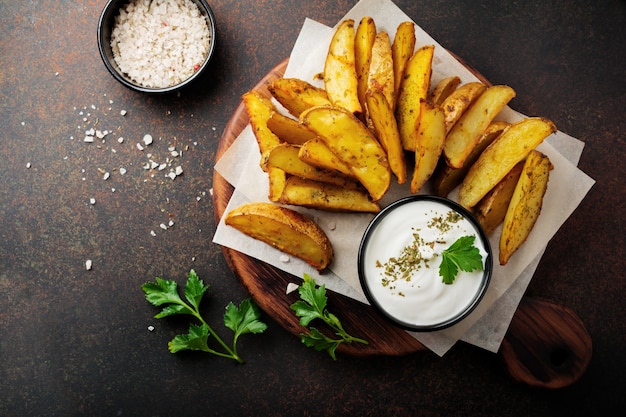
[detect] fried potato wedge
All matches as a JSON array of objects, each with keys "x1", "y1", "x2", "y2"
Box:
[
  {"x1": 267, "y1": 166, "x2": 287, "y2": 202},
  {"x1": 433, "y1": 121, "x2": 509, "y2": 197},
  {"x1": 458, "y1": 117, "x2": 557, "y2": 208},
  {"x1": 441, "y1": 81, "x2": 487, "y2": 133},
  {"x1": 264, "y1": 143, "x2": 358, "y2": 187},
  {"x1": 268, "y1": 78, "x2": 331, "y2": 117},
  {"x1": 280, "y1": 176, "x2": 380, "y2": 213},
  {"x1": 298, "y1": 137, "x2": 355, "y2": 177},
  {"x1": 395, "y1": 45, "x2": 435, "y2": 151},
  {"x1": 411, "y1": 100, "x2": 446, "y2": 193},
  {"x1": 430, "y1": 76, "x2": 461, "y2": 106},
  {"x1": 499, "y1": 150, "x2": 553, "y2": 265},
  {"x1": 324, "y1": 19, "x2": 361, "y2": 114},
  {"x1": 443, "y1": 85, "x2": 516, "y2": 169},
  {"x1": 474, "y1": 161, "x2": 524, "y2": 235},
  {"x1": 242, "y1": 90, "x2": 281, "y2": 156},
  {"x1": 391, "y1": 21, "x2": 416, "y2": 110},
  {"x1": 266, "y1": 111, "x2": 317, "y2": 145},
  {"x1": 225, "y1": 202, "x2": 333, "y2": 271},
  {"x1": 301, "y1": 106, "x2": 391, "y2": 201},
  {"x1": 355, "y1": 16, "x2": 377, "y2": 114},
  {"x1": 367, "y1": 31, "x2": 395, "y2": 109},
  {"x1": 366, "y1": 90, "x2": 406, "y2": 184}
]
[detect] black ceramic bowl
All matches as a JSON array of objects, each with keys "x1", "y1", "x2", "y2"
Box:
[
  {"x1": 97, "y1": 0, "x2": 217, "y2": 93},
  {"x1": 358, "y1": 195, "x2": 493, "y2": 332}
]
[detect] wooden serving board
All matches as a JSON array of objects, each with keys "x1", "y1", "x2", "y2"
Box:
[{"x1": 212, "y1": 59, "x2": 592, "y2": 387}]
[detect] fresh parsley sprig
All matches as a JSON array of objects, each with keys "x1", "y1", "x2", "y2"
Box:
[
  {"x1": 439, "y1": 235, "x2": 484, "y2": 284},
  {"x1": 142, "y1": 269, "x2": 267, "y2": 364},
  {"x1": 290, "y1": 274, "x2": 368, "y2": 360}
]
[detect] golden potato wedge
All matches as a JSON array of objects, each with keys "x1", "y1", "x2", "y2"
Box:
[
  {"x1": 474, "y1": 161, "x2": 524, "y2": 235},
  {"x1": 391, "y1": 21, "x2": 416, "y2": 110},
  {"x1": 225, "y1": 202, "x2": 333, "y2": 271},
  {"x1": 499, "y1": 150, "x2": 553, "y2": 265},
  {"x1": 266, "y1": 111, "x2": 317, "y2": 145},
  {"x1": 366, "y1": 90, "x2": 406, "y2": 184},
  {"x1": 433, "y1": 121, "x2": 509, "y2": 197},
  {"x1": 324, "y1": 19, "x2": 361, "y2": 114},
  {"x1": 355, "y1": 16, "x2": 377, "y2": 114},
  {"x1": 264, "y1": 143, "x2": 358, "y2": 187},
  {"x1": 242, "y1": 90, "x2": 281, "y2": 157},
  {"x1": 279, "y1": 176, "x2": 380, "y2": 213},
  {"x1": 410, "y1": 100, "x2": 446, "y2": 193},
  {"x1": 430, "y1": 75, "x2": 461, "y2": 106},
  {"x1": 298, "y1": 137, "x2": 355, "y2": 177},
  {"x1": 443, "y1": 85, "x2": 516, "y2": 169},
  {"x1": 268, "y1": 78, "x2": 331, "y2": 117},
  {"x1": 367, "y1": 31, "x2": 395, "y2": 109},
  {"x1": 458, "y1": 117, "x2": 557, "y2": 208},
  {"x1": 441, "y1": 82, "x2": 487, "y2": 133},
  {"x1": 395, "y1": 45, "x2": 435, "y2": 151},
  {"x1": 300, "y1": 106, "x2": 391, "y2": 201}
]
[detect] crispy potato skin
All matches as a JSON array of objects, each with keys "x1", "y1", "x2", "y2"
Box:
[
  {"x1": 367, "y1": 31, "x2": 395, "y2": 110},
  {"x1": 324, "y1": 19, "x2": 361, "y2": 114},
  {"x1": 458, "y1": 117, "x2": 557, "y2": 209},
  {"x1": 443, "y1": 85, "x2": 516, "y2": 169},
  {"x1": 474, "y1": 161, "x2": 524, "y2": 235},
  {"x1": 225, "y1": 202, "x2": 334, "y2": 271},
  {"x1": 268, "y1": 78, "x2": 331, "y2": 117},
  {"x1": 433, "y1": 121, "x2": 509, "y2": 197},
  {"x1": 410, "y1": 99, "x2": 446, "y2": 193},
  {"x1": 395, "y1": 45, "x2": 434, "y2": 151},
  {"x1": 279, "y1": 176, "x2": 380, "y2": 213},
  {"x1": 499, "y1": 151, "x2": 553, "y2": 265},
  {"x1": 300, "y1": 106, "x2": 391, "y2": 201},
  {"x1": 242, "y1": 90, "x2": 281, "y2": 156}
]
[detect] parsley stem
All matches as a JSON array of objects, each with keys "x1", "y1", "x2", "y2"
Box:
[{"x1": 192, "y1": 309, "x2": 243, "y2": 364}]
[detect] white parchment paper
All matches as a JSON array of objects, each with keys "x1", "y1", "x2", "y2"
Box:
[{"x1": 213, "y1": 0, "x2": 595, "y2": 356}]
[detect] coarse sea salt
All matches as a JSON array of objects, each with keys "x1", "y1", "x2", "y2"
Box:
[{"x1": 110, "y1": 0, "x2": 212, "y2": 88}]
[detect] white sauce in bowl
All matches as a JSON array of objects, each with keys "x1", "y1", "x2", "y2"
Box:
[{"x1": 359, "y1": 197, "x2": 491, "y2": 330}]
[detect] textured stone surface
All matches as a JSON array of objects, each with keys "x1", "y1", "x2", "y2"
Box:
[{"x1": 0, "y1": 0, "x2": 624, "y2": 416}]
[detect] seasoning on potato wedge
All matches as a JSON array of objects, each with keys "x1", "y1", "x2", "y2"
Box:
[
  {"x1": 433, "y1": 121, "x2": 509, "y2": 197},
  {"x1": 458, "y1": 117, "x2": 557, "y2": 209},
  {"x1": 225, "y1": 202, "x2": 334, "y2": 271},
  {"x1": 441, "y1": 81, "x2": 487, "y2": 133},
  {"x1": 279, "y1": 176, "x2": 380, "y2": 213},
  {"x1": 266, "y1": 111, "x2": 317, "y2": 145},
  {"x1": 298, "y1": 138, "x2": 355, "y2": 177},
  {"x1": 430, "y1": 75, "x2": 461, "y2": 106},
  {"x1": 324, "y1": 19, "x2": 361, "y2": 114},
  {"x1": 391, "y1": 21, "x2": 416, "y2": 110},
  {"x1": 355, "y1": 16, "x2": 377, "y2": 114},
  {"x1": 443, "y1": 84, "x2": 516, "y2": 169},
  {"x1": 300, "y1": 105, "x2": 391, "y2": 201},
  {"x1": 367, "y1": 30, "x2": 395, "y2": 111},
  {"x1": 499, "y1": 150, "x2": 553, "y2": 265}
]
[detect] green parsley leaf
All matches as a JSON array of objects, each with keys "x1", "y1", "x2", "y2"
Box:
[
  {"x1": 439, "y1": 235, "x2": 484, "y2": 284},
  {"x1": 142, "y1": 269, "x2": 267, "y2": 363},
  {"x1": 290, "y1": 274, "x2": 368, "y2": 360}
]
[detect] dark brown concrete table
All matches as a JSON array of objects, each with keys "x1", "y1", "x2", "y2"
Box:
[{"x1": 1, "y1": 1, "x2": 624, "y2": 416}]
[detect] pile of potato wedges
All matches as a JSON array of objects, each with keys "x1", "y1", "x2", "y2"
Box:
[{"x1": 226, "y1": 17, "x2": 557, "y2": 268}]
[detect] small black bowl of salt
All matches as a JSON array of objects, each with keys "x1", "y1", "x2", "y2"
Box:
[{"x1": 98, "y1": 0, "x2": 216, "y2": 93}]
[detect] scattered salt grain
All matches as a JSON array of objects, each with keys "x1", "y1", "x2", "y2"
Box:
[
  {"x1": 119, "y1": 167, "x2": 127, "y2": 175},
  {"x1": 286, "y1": 283, "x2": 299, "y2": 294},
  {"x1": 280, "y1": 254, "x2": 290, "y2": 263},
  {"x1": 26, "y1": 162, "x2": 31, "y2": 169},
  {"x1": 148, "y1": 325, "x2": 155, "y2": 332},
  {"x1": 85, "y1": 260, "x2": 93, "y2": 270},
  {"x1": 136, "y1": 143, "x2": 144, "y2": 151},
  {"x1": 142, "y1": 134, "x2": 153, "y2": 146},
  {"x1": 103, "y1": 172, "x2": 110, "y2": 180},
  {"x1": 117, "y1": 137, "x2": 124, "y2": 143},
  {"x1": 90, "y1": 198, "x2": 96, "y2": 205},
  {"x1": 120, "y1": 110, "x2": 127, "y2": 116}
]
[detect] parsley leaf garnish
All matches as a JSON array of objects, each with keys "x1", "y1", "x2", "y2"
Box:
[
  {"x1": 290, "y1": 274, "x2": 368, "y2": 360},
  {"x1": 438, "y1": 235, "x2": 484, "y2": 284},
  {"x1": 142, "y1": 269, "x2": 267, "y2": 363}
]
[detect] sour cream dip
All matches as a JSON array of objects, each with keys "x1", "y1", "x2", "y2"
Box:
[{"x1": 358, "y1": 196, "x2": 492, "y2": 331}]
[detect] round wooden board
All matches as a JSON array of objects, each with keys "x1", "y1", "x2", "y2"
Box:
[{"x1": 212, "y1": 59, "x2": 425, "y2": 356}]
